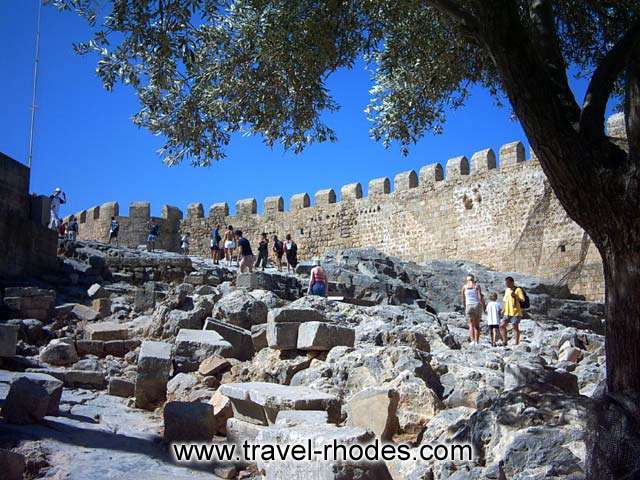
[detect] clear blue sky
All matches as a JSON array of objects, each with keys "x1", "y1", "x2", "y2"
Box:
[{"x1": 1, "y1": 1, "x2": 606, "y2": 218}]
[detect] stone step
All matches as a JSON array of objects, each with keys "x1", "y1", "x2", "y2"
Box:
[{"x1": 85, "y1": 321, "x2": 129, "y2": 341}]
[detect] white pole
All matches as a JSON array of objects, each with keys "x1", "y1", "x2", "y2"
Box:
[{"x1": 27, "y1": 0, "x2": 43, "y2": 169}]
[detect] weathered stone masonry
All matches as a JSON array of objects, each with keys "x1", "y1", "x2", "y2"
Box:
[{"x1": 73, "y1": 116, "x2": 631, "y2": 303}]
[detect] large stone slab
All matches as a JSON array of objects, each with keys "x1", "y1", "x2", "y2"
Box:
[
  {"x1": 211, "y1": 290, "x2": 267, "y2": 329},
  {"x1": 1, "y1": 372, "x2": 63, "y2": 423},
  {"x1": 297, "y1": 322, "x2": 355, "y2": 351},
  {"x1": 135, "y1": 340, "x2": 173, "y2": 409},
  {"x1": 163, "y1": 401, "x2": 216, "y2": 442},
  {"x1": 174, "y1": 329, "x2": 233, "y2": 372},
  {"x1": 267, "y1": 307, "x2": 327, "y2": 324},
  {"x1": 39, "y1": 339, "x2": 78, "y2": 366},
  {"x1": 256, "y1": 423, "x2": 391, "y2": 479},
  {"x1": 71, "y1": 303, "x2": 101, "y2": 322},
  {"x1": 276, "y1": 410, "x2": 330, "y2": 426},
  {"x1": 266, "y1": 321, "x2": 301, "y2": 350},
  {"x1": 203, "y1": 318, "x2": 254, "y2": 361},
  {"x1": 346, "y1": 388, "x2": 399, "y2": 440},
  {"x1": 0, "y1": 324, "x2": 18, "y2": 357},
  {"x1": 236, "y1": 272, "x2": 302, "y2": 300},
  {"x1": 226, "y1": 417, "x2": 267, "y2": 447},
  {"x1": 219, "y1": 382, "x2": 340, "y2": 425},
  {"x1": 85, "y1": 321, "x2": 129, "y2": 341}
]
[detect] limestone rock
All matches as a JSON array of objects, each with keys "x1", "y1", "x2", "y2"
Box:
[
  {"x1": 163, "y1": 401, "x2": 216, "y2": 442},
  {"x1": 209, "y1": 389, "x2": 233, "y2": 434},
  {"x1": 85, "y1": 321, "x2": 129, "y2": 341},
  {"x1": 87, "y1": 283, "x2": 108, "y2": 299},
  {"x1": 346, "y1": 387, "x2": 399, "y2": 440},
  {"x1": 212, "y1": 290, "x2": 267, "y2": 329},
  {"x1": 174, "y1": 329, "x2": 233, "y2": 372},
  {"x1": 2, "y1": 373, "x2": 63, "y2": 423},
  {"x1": 39, "y1": 339, "x2": 78, "y2": 366},
  {"x1": 108, "y1": 377, "x2": 135, "y2": 398},
  {"x1": 135, "y1": 340, "x2": 172, "y2": 409},
  {"x1": 0, "y1": 324, "x2": 19, "y2": 357},
  {"x1": 199, "y1": 355, "x2": 231, "y2": 377},
  {"x1": 70, "y1": 303, "x2": 101, "y2": 322},
  {"x1": 297, "y1": 322, "x2": 355, "y2": 351},
  {"x1": 266, "y1": 321, "x2": 301, "y2": 350},
  {"x1": 203, "y1": 318, "x2": 254, "y2": 361}
]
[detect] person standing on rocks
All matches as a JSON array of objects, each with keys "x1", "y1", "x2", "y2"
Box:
[
  {"x1": 307, "y1": 258, "x2": 328, "y2": 297},
  {"x1": 67, "y1": 215, "x2": 79, "y2": 242},
  {"x1": 255, "y1": 232, "x2": 269, "y2": 271},
  {"x1": 235, "y1": 230, "x2": 254, "y2": 273},
  {"x1": 108, "y1": 216, "x2": 120, "y2": 245},
  {"x1": 461, "y1": 274, "x2": 484, "y2": 345},
  {"x1": 48, "y1": 187, "x2": 67, "y2": 230},
  {"x1": 272, "y1": 234, "x2": 284, "y2": 271},
  {"x1": 147, "y1": 219, "x2": 160, "y2": 252},
  {"x1": 500, "y1": 276, "x2": 525, "y2": 346},
  {"x1": 485, "y1": 292, "x2": 502, "y2": 347},
  {"x1": 210, "y1": 224, "x2": 222, "y2": 263},
  {"x1": 284, "y1": 234, "x2": 298, "y2": 273},
  {"x1": 180, "y1": 232, "x2": 190, "y2": 255},
  {"x1": 223, "y1": 225, "x2": 236, "y2": 266}
]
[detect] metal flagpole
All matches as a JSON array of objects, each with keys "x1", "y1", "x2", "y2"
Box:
[{"x1": 27, "y1": 0, "x2": 43, "y2": 169}]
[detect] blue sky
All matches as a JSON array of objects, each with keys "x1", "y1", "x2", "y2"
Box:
[{"x1": 1, "y1": 1, "x2": 607, "y2": 218}]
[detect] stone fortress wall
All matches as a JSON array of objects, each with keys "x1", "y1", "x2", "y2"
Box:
[{"x1": 73, "y1": 116, "x2": 629, "y2": 302}]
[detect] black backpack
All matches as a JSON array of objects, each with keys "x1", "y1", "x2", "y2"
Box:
[{"x1": 519, "y1": 287, "x2": 530, "y2": 309}]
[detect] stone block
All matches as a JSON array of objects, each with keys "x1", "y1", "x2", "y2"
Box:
[
  {"x1": 393, "y1": 170, "x2": 418, "y2": 191},
  {"x1": 163, "y1": 401, "x2": 216, "y2": 442},
  {"x1": 264, "y1": 195, "x2": 284, "y2": 213},
  {"x1": 203, "y1": 318, "x2": 254, "y2": 361},
  {"x1": 209, "y1": 389, "x2": 233, "y2": 434},
  {"x1": 445, "y1": 156, "x2": 470, "y2": 179},
  {"x1": 87, "y1": 283, "x2": 107, "y2": 299},
  {"x1": 267, "y1": 307, "x2": 327, "y2": 323},
  {"x1": 296, "y1": 322, "x2": 355, "y2": 351},
  {"x1": 174, "y1": 329, "x2": 233, "y2": 372},
  {"x1": 340, "y1": 182, "x2": 362, "y2": 200},
  {"x1": 104, "y1": 340, "x2": 125, "y2": 357},
  {"x1": 368, "y1": 177, "x2": 390, "y2": 196},
  {"x1": 290, "y1": 193, "x2": 310, "y2": 210},
  {"x1": 471, "y1": 148, "x2": 497, "y2": 173},
  {"x1": 219, "y1": 382, "x2": 340, "y2": 426},
  {"x1": 499, "y1": 141, "x2": 525, "y2": 167},
  {"x1": 419, "y1": 163, "x2": 444, "y2": 184},
  {"x1": 135, "y1": 340, "x2": 173, "y2": 409},
  {"x1": 209, "y1": 202, "x2": 229, "y2": 218},
  {"x1": 199, "y1": 355, "x2": 232, "y2": 377},
  {"x1": 266, "y1": 322, "x2": 301, "y2": 350},
  {"x1": 91, "y1": 298, "x2": 111, "y2": 317},
  {"x1": 76, "y1": 340, "x2": 105, "y2": 357},
  {"x1": 346, "y1": 387, "x2": 399, "y2": 440},
  {"x1": 108, "y1": 377, "x2": 135, "y2": 398},
  {"x1": 236, "y1": 198, "x2": 257, "y2": 216},
  {"x1": 276, "y1": 410, "x2": 329, "y2": 426},
  {"x1": 39, "y1": 339, "x2": 78, "y2": 366},
  {"x1": 61, "y1": 369, "x2": 107, "y2": 389},
  {"x1": 315, "y1": 189, "x2": 336, "y2": 205},
  {"x1": 227, "y1": 417, "x2": 267, "y2": 446},
  {"x1": 187, "y1": 202, "x2": 204, "y2": 219},
  {"x1": 211, "y1": 290, "x2": 268, "y2": 329},
  {"x1": 85, "y1": 321, "x2": 128, "y2": 341},
  {"x1": 0, "y1": 324, "x2": 18, "y2": 357},
  {"x1": 251, "y1": 324, "x2": 268, "y2": 351},
  {"x1": 2, "y1": 373, "x2": 63, "y2": 423},
  {"x1": 70, "y1": 304, "x2": 101, "y2": 322}
]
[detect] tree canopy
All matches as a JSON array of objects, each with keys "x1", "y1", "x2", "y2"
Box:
[{"x1": 50, "y1": 0, "x2": 640, "y2": 166}]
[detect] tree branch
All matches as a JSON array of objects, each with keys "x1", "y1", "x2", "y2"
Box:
[
  {"x1": 580, "y1": 21, "x2": 640, "y2": 139},
  {"x1": 528, "y1": 0, "x2": 580, "y2": 124},
  {"x1": 424, "y1": 0, "x2": 479, "y2": 35}
]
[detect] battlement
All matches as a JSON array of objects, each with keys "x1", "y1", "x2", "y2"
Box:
[{"x1": 67, "y1": 201, "x2": 183, "y2": 251}]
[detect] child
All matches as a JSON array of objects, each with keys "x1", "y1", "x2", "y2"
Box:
[{"x1": 485, "y1": 292, "x2": 502, "y2": 347}]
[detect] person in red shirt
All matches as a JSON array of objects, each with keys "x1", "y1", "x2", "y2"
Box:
[{"x1": 308, "y1": 258, "x2": 328, "y2": 297}]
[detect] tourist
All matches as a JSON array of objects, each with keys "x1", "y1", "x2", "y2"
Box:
[
  {"x1": 500, "y1": 276, "x2": 526, "y2": 345},
  {"x1": 307, "y1": 258, "x2": 328, "y2": 297},
  {"x1": 108, "y1": 216, "x2": 120, "y2": 245},
  {"x1": 210, "y1": 224, "x2": 222, "y2": 263},
  {"x1": 67, "y1": 215, "x2": 79, "y2": 242},
  {"x1": 284, "y1": 234, "x2": 298, "y2": 273},
  {"x1": 48, "y1": 187, "x2": 66, "y2": 230},
  {"x1": 272, "y1": 235, "x2": 284, "y2": 272},
  {"x1": 461, "y1": 274, "x2": 484, "y2": 345},
  {"x1": 181, "y1": 232, "x2": 190, "y2": 255},
  {"x1": 147, "y1": 219, "x2": 159, "y2": 252},
  {"x1": 235, "y1": 230, "x2": 254, "y2": 273},
  {"x1": 255, "y1": 232, "x2": 269, "y2": 271},
  {"x1": 485, "y1": 292, "x2": 502, "y2": 347},
  {"x1": 57, "y1": 221, "x2": 67, "y2": 241},
  {"x1": 223, "y1": 225, "x2": 236, "y2": 266}
]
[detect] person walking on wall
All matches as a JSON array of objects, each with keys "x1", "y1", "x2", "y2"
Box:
[
  {"x1": 147, "y1": 219, "x2": 160, "y2": 252},
  {"x1": 181, "y1": 232, "x2": 190, "y2": 255},
  {"x1": 461, "y1": 274, "x2": 484, "y2": 345},
  {"x1": 284, "y1": 234, "x2": 298, "y2": 273},
  {"x1": 272, "y1": 235, "x2": 284, "y2": 272},
  {"x1": 500, "y1": 276, "x2": 527, "y2": 346},
  {"x1": 210, "y1": 224, "x2": 222, "y2": 264},
  {"x1": 108, "y1": 216, "x2": 120, "y2": 246},
  {"x1": 48, "y1": 187, "x2": 66, "y2": 230},
  {"x1": 485, "y1": 292, "x2": 502, "y2": 347},
  {"x1": 67, "y1": 215, "x2": 79, "y2": 242},
  {"x1": 255, "y1": 232, "x2": 269, "y2": 271},
  {"x1": 235, "y1": 230, "x2": 254, "y2": 273},
  {"x1": 223, "y1": 225, "x2": 236, "y2": 266},
  {"x1": 307, "y1": 258, "x2": 328, "y2": 297}
]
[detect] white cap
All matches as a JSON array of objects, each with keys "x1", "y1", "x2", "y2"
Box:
[{"x1": 54, "y1": 187, "x2": 61, "y2": 192}]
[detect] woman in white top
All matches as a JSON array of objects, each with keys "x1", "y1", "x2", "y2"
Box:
[{"x1": 460, "y1": 274, "x2": 484, "y2": 345}]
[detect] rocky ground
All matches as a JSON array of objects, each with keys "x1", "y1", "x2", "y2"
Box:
[{"x1": 0, "y1": 241, "x2": 606, "y2": 479}]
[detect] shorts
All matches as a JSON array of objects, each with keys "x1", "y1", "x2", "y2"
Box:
[
  {"x1": 465, "y1": 304, "x2": 483, "y2": 321},
  {"x1": 147, "y1": 234, "x2": 157, "y2": 242},
  {"x1": 109, "y1": 230, "x2": 118, "y2": 238},
  {"x1": 239, "y1": 255, "x2": 254, "y2": 269},
  {"x1": 488, "y1": 324, "x2": 500, "y2": 330},
  {"x1": 210, "y1": 240, "x2": 219, "y2": 250},
  {"x1": 224, "y1": 240, "x2": 236, "y2": 249},
  {"x1": 502, "y1": 315, "x2": 521, "y2": 326}
]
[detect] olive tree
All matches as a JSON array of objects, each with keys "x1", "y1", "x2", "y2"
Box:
[{"x1": 51, "y1": 1, "x2": 640, "y2": 476}]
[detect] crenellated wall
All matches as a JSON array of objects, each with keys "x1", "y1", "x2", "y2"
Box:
[
  {"x1": 67, "y1": 201, "x2": 183, "y2": 252},
  {"x1": 179, "y1": 139, "x2": 605, "y2": 301},
  {"x1": 74, "y1": 115, "x2": 631, "y2": 302}
]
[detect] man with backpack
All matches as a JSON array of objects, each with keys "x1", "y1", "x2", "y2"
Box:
[{"x1": 500, "y1": 276, "x2": 528, "y2": 346}]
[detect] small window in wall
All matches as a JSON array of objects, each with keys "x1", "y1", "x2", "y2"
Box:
[
  {"x1": 299, "y1": 228, "x2": 304, "y2": 235},
  {"x1": 559, "y1": 244, "x2": 566, "y2": 252}
]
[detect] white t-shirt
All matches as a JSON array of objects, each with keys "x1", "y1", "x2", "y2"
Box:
[{"x1": 485, "y1": 301, "x2": 502, "y2": 326}]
